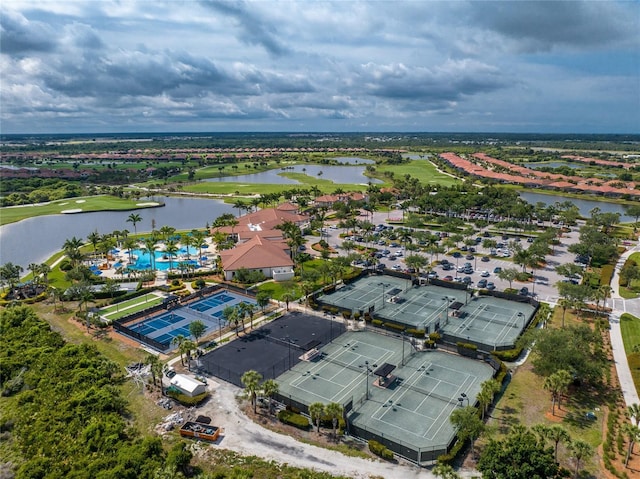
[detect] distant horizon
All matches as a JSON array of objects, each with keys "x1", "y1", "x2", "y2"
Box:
[{"x1": 3, "y1": 131, "x2": 639, "y2": 139}]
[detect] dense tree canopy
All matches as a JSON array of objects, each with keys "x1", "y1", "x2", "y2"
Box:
[{"x1": 478, "y1": 426, "x2": 568, "y2": 479}]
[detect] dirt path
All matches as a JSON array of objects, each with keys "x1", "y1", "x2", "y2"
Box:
[{"x1": 195, "y1": 379, "x2": 479, "y2": 479}]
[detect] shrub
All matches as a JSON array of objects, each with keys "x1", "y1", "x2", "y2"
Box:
[
  {"x1": 278, "y1": 410, "x2": 311, "y2": 430},
  {"x1": 425, "y1": 340, "x2": 436, "y2": 349},
  {"x1": 59, "y1": 259, "x2": 72, "y2": 271},
  {"x1": 429, "y1": 332, "x2": 441, "y2": 342},
  {"x1": 171, "y1": 279, "x2": 181, "y2": 286},
  {"x1": 383, "y1": 322, "x2": 405, "y2": 332},
  {"x1": 372, "y1": 319, "x2": 383, "y2": 327},
  {"x1": 368, "y1": 440, "x2": 394, "y2": 460},
  {"x1": 405, "y1": 328, "x2": 425, "y2": 338}
]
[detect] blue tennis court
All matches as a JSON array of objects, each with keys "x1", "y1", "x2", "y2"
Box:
[{"x1": 125, "y1": 289, "x2": 259, "y2": 350}]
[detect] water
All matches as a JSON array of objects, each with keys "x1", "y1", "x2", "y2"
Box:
[
  {"x1": 126, "y1": 248, "x2": 199, "y2": 271},
  {"x1": 204, "y1": 164, "x2": 380, "y2": 185},
  {"x1": 519, "y1": 191, "x2": 633, "y2": 221},
  {"x1": 0, "y1": 197, "x2": 235, "y2": 271},
  {"x1": 331, "y1": 157, "x2": 375, "y2": 165},
  {"x1": 525, "y1": 162, "x2": 584, "y2": 170}
]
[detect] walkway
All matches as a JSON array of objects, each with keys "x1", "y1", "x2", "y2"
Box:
[{"x1": 608, "y1": 243, "x2": 640, "y2": 416}]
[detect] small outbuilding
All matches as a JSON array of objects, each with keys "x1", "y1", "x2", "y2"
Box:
[{"x1": 170, "y1": 374, "x2": 207, "y2": 397}]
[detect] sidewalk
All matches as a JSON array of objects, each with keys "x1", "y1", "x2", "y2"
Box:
[{"x1": 608, "y1": 243, "x2": 640, "y2": 414}]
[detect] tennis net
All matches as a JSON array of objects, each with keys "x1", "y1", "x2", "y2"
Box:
[
  {"x1": 395, "y1": 379, "x2": 460, "y2": 406},
  {"x1": 320, "y1": 354, "x2": 365, "y2": 374}
]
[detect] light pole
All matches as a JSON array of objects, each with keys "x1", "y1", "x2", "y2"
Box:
[
  {"x1": 401, "y1": 331, "x2": 405, "y2": 366},
  {"x1": 518, "y1": 312, "x2": 525, "y2": 330},
  {"x1": 359, "y1": 360, "x2": 377, "y2": 400},
  {"x1": 442, "y1": 297, "x2": 449, "y2": 327},
  {"x1": 458, "y1": 392, "x2": 469, "y2": 406},
  {"x1": 379, "y1": 282, "x2": 389, "y2": 310}
]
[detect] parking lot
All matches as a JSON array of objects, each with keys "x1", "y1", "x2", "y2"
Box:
[{"x1": 307, "y1": 210, "x2": 582, "y2": 305}]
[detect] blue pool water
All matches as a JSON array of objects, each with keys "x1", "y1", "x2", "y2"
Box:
[{"x1": 127, "y1": 248, "x2": 198, "y2": 271}]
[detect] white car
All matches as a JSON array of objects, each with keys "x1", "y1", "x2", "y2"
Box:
[
  {"x1": 480, "y1": 271, "x2": 490, "y2": 277},
  {"x1": 392, "y1": 264, "x2": 402, "y2": 271}
]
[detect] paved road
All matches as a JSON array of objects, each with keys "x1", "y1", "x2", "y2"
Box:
[{"x1": 608, "y1": 244, "x2": 640, "y2": 417}]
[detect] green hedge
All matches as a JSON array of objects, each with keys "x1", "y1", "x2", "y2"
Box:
[
  {"x1": 405, "y1": 328, "x2": 425, "y2": 338},
  {"x1": 372, "y1": 319, "x2": 383, "y2": 327},
  {"x1": 278, "y1": 410, "x2": 311, "y2": 430},
  {"x1": 368, "y1": 440, "x2": 394, "y2": 460},
  {"x1": 383, "y1": 322, "x2": 406, "y2": 332}
]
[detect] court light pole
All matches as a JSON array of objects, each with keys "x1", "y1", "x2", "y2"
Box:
[
  {"x1": 359, "y1": 360, "x2": 377, "y2": 400},
  {"x1": 459, "y1": 392, "x2": 469, "y2": 406},
  {"x1": 401, "y1": 331, "x2": 405, "y2": 366},
  {"x1": 518, "y1": 312, "x2": 525, "y2": 330}
]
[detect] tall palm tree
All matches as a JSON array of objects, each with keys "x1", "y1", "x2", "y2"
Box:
[
  {"x1": 172, "y1": 334, "x2": 187, "y2": 365},
  {"x1": 309, "y1": 402, "x2": 326, "y2": 434},
  {"x1": 36, "y1": 263, "x2": 50, "y2": 286},
  {"x1": 191, "y1": 230, "x2": 207, "y2": 266},
  {"x1": 127, "y1": 213, "x2": 142, "y2": 235},
  {"x1": 142, "y1": 237, "x2": 158, "y2": 271},
  {"x1": 241, "y1": 370, "x2": 263, "y2": 414},
  {"x1": 221, "y1": 305, "x2": 239, "y2": 336},
  {"x1": 281, "y1": 291, "x2": 296, "y2": 311},
  {"x1": 623, "y1": 423, "x2": 640, "y2": 467},
  {"x1": 261, "y1": 379, "x2": 279, "y2": 415},
  {"x1": 63, "y1": 236, "x2": 84, "y2": 267},
  {"x1": 569, "y1": 440, "x2": 592, "y2": 478},
  {"x1": 627, "y1": 403, "x2": 640, "y2": 425},
  {"x1": 164, "y1": 239, "x2": 179, "y2": 271},
  {"x1": 181, "y1": 339, "x2": 196, "y2": 371},
  {"x1": 87, "y1": 230, "x2": 101, "y2": 259},
  {"x1": 144, "y1": 353, "x2": 162, "y2": 388},
  {"x1": 543, "y1": 370, "x2": 572, "y2": 415},
  {"x1": 123, "y1": 237, "x2": 138, "y2": 265},
  {"x1": 324, "y1": 402, "x2": 343, "y2": 438}
]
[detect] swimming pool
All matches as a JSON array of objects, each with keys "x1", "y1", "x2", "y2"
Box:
[{"x1": 127, "y1": 248, "x2": 199, "y2": 271}]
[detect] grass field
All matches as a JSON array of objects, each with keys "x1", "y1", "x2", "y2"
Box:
[
  {"x1": 99, "y1": 293, "x2": 165, "y2": 321},
  {"x1": 620, "y1": 313, "x2": 640, "y2": 355},
  {"x1": 181, "y1": 178, "x2": 367, "y2": 196},
  {"x1": 376, "y1": 159, "x2": 460, "y2": 187},
  {"x1": 0, "y1": 195, "x2": 162, "y2": 226}
]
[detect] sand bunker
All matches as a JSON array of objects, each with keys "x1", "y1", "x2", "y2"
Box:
[
  {"x1": 75, "y1": 199, "x2": 86, "y2": 203},
  {"x1": 136, "y1": 202, "x2": 160, "y2": 206},
  {"x1": 61, "y1": 208, "x2": 82, "y2": 214}
]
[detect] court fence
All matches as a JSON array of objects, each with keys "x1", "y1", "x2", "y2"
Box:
[{"x1": 204, "y1": 357, "x2": 292, "y2": 388}]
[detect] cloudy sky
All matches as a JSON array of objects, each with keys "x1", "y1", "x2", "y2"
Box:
[{"x1": 1, "y1": 0, "x2": 639, "y2": 134}]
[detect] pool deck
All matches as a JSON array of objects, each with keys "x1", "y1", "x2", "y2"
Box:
[{"x1": 87, "y1": 238, "x2": 218, "y2": 282}]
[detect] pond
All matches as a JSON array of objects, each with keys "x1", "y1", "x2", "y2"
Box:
[
  {"x1": 519, "y1": 191, "x2": 633, "y2": 221},
  {"x1": 331, "y1": 157, "x2": 375, "y2": 165},
  {"x1": 0, "y1": 197, "x2": 235, "y2": 271},
  {"x1": 525, "y1": 161, "x2": 584, "y2": 170},
  {"x1": 204, "y1": 164, "x2": 380, "y2": 185}
]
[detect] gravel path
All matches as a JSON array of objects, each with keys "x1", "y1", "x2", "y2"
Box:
[{"x1": 197, "y1": 379, "x2": 479, "y2": 479}]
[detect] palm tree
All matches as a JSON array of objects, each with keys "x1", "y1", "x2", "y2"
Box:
[
  {"x1": 127, "y1": 213, "x2": 142, "y2": 235},
  {"x1": 123, "y1": 237, "x2": 138, "y2": 265},
  {"x1": 142, "y1": 237, "x2": 158, "y2": 271},
  {"x1": 543, "y1": 370, "x2": 572, "y2": 415},
  {"x1": 191, "y1": 230, "x2": 207, "y2": 266},
  {"x1": 172, "y1": 334, "x2": 187, "y2": 365},
  {"x1": 36, "y1": 263, "x2": 50, "y2": 286},
  {"x1": 569, "y1": 440, "x2": 592, "y2": 478},
  {"x1": 450, "y1": 406, "x2": 484, "y2": 457},
  {"x1": 256, "y1": 291, "x2": 271, "y2": 315},
  {"x1": 144, "y1": 353, "x2": 162, "y2": 388},
  {"x1": 244, "y1": 303, "x2": 257, "y2": 329},
  {"x1": 281, "y1": 291, "x2": 296, "y2": 311},
  {"x1": 27, "y1": 263, "x2": 39, "y2": 282},
  {"x1": 87, "y1": 230, "x2": 101, "y2": 259},
  {"x1": 261, "y1": 379, "x2": 279, "y2": 415},
  {"x1": 432, "y1": 463, "x2": 461, "y2": 479},
  {"x1": 627, "y1": 403, "x2": 640, "y2": 425},
  {"x1": 309, "y1": 402, "x2": 326, "y2": 434},
  {"x1": 241, "y1": 370, "x2": 263, "y2": 413},
  {"x1": 181, "y1": 339, "x2": 196, "y2": 371},
  {"x1": 98, "y1": 236, "x2": 116, "y2": 267},
  {"x1": 324, "y1": 402, "x2": 343, "y2": 438},
  {"x1": 221, "y1": 305, "x2": 239, "y2": 336},
  {"x1": 63, "y1": 236, "x2": 84, "y2": 267},
  {"x1": 623, "y1": 423, "x2": 640, "y2": 467},
  {"x1": 159, "y1": 225, "x2": 176, "y2": 241},
  {"x1": 164, "y1": 239, "x2": 179, "y2": 271},
  {"x1": 189, "y1": 320, "x2": 207, "y2": 345}
]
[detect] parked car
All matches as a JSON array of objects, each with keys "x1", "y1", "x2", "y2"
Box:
[
  {"x1": 462, "y1": 276, "x2": 473, "y2": 284},
  {"x1": 376, "y1": 263, "x2": 386, "y2": 271},
  {"x1": 452, "y1": 252, "x2": 462, "y2": 258},
  {"x1": 519, "y1": 287, "x2": 529, "y2": 296},
  {"x1": 477, "y1": 279, "x2": 487, "y2": 288},
  {"x1": 494, "y1": 267, "x2": 502, "y2": 274},
  {"x1": 480, "y1": 271, "x2": 490, "y2": 277},
  {"x1": 443, "y1": 275, "x2": 453, "y2": 281},
  {"x1": 481, "y1": 256, "x2": 490, "y2": 262},
  {"x1": 486, "y1": 282, "x2": 496, "y2": 291},
  {"x1": 527, "y1": 237, "x2": 534, "y2": 243},
  {"x1": 465, "y1": 254, "x2": 474, "y2": 260}
]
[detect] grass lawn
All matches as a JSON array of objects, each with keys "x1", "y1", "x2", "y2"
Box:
[
  {"x1": 100, "y1": 293, "x2": 165, "y2": 321},
  {"x1": 0, "y1": 195, "x2": 162, "y2": 226},
  {"x1": 485, "y1": 307, "x2": 606, "y2": 476},
  {"x1": 376, "y1": 160, "x2": 460, "y2": 187},
  {"x1": 620, "y1": 313, "x2": 640, "y2": 392}
]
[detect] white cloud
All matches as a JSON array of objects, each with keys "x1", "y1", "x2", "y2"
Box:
[{"x1": 0, "y1": 0, "x2": 638, "y2": 133}]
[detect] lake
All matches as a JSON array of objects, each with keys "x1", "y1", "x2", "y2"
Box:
[
  {"x1": 519, "y1": 191, "x2": 633, "y2": 221},
  {"x1": 525, "y1": 161, "x2": 584, "y2": 170},
  {"x1": 204, "y1": 164, "x2": 380, "y2": 185},
  {"x1": 0, "y1": 197, "x2": 235, "y2": 271}
]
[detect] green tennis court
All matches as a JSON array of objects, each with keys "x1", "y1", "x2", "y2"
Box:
[
  {"x1": 99, "y1": 292, "x2": 166, "y2": 321},
  {"x1": 275, "y1": 330, "x2": 495, "y2": 463}
]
